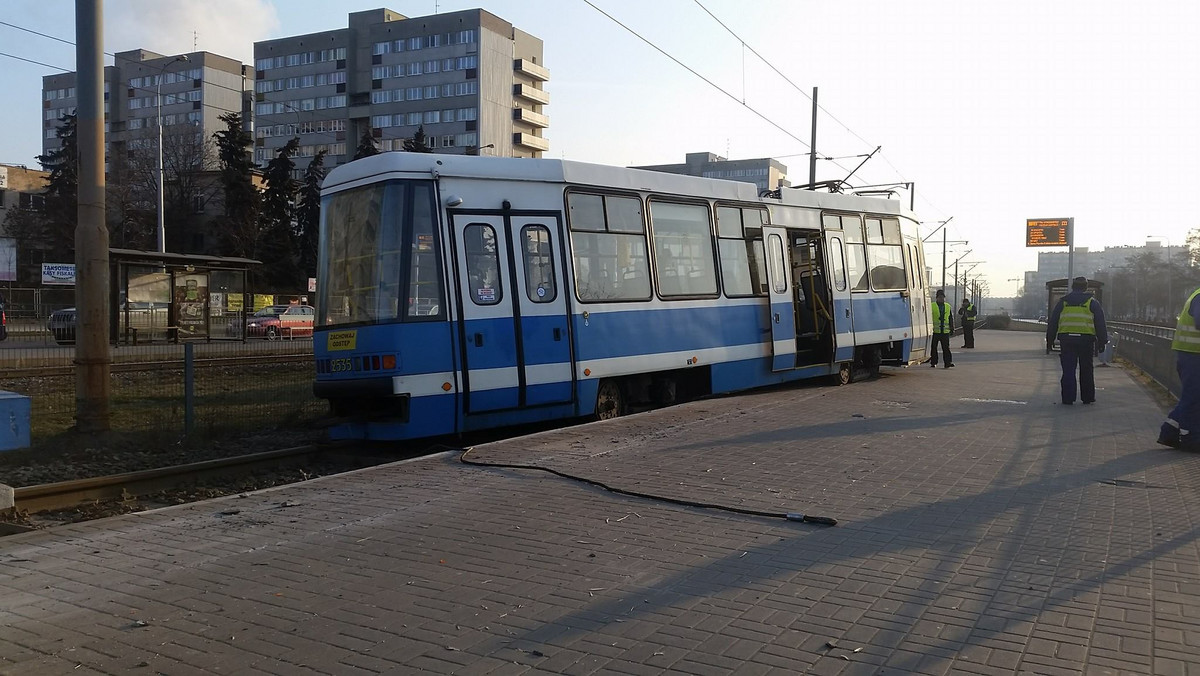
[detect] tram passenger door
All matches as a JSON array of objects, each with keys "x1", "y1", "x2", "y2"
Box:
[
  {"x1": 823, "y1": 229, "x2": 855, "y2": 363},
  {"x1": 905, "y1": 236, "x2": 930, "y2": 362},
  {"x1": 451, "y1": 213, "x2": 572, "y2": 414},
  {"x1": 507, "y1": 216, "x2": 572, "y2": 406},
  {"x1": 763, "y1": 226, "x2": 796, "y2": 371}
]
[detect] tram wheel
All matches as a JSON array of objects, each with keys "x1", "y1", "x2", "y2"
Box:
[
  {"x1": 595, "y1": 379, "x2": 626, "y2": 420},
  {"x1": 833, "y1": 362, "x2": 852, "y2": 386}
]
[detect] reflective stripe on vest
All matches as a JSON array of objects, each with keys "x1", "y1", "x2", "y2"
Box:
[
  {"x1": 932, "y1": 302, "x2": 951, "y2": 333},
  {"x1": 965, "y1": 303, "x2": 976, "y2": 321},
  {"x1": 1172, "y1": 289, "x2": 1200, "y2": 352},
  {"x1": 1058, "y1": 297, "x2": 1095, "y2": 335}
]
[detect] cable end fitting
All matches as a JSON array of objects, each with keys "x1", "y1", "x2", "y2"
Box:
[{"x1": 786, "y1": 513, "x2": 838, "y2": 526}]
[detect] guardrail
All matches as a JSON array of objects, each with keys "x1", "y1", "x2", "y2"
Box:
[{"x1": 1109, "y1": 321, "x2": 1180, "y2": 397}]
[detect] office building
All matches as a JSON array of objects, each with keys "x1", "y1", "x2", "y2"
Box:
[
  {"x1": 632, "y1": 152, "x2": 789, "y2": 194},
  {"x1": 252, "y1": 7, "x2": 549, "y2": 174}
]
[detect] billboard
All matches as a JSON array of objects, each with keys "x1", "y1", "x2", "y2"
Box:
[
  {"x1": 41, "y1": 262, "x2": 76, "y2": 285},
  {"x1": 0, "y1": 237, "x2": 14, "y2": 282}
]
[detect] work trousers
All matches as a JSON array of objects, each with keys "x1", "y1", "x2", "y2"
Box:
[
  {"x1": 962, "y1": 320, "x2": 975, "y2": 348},
  {"x1": 1167, "y1": 351, "x2": 1200, "y2": 440},
  {"x1": 1058, "y1": 335, "x2": 1096, "y2": 404},
  {"x1": 930, "y1": 333, "x2": 953, "y2": 367}
]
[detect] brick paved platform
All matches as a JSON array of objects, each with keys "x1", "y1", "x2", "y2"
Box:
[{"x1": 3, "y1": 330, "x2": 1199, "y2": 675}]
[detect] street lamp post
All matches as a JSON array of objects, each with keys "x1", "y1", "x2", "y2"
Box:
[{"x1": 156, "y1": 54, "x2": 189, "y2": 254}]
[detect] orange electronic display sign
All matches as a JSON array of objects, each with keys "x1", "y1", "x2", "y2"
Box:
[{"x1": 1026, "y1": 218, "x2": 1070, "y2": 247}]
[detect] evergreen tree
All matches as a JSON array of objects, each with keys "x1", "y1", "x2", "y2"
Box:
[
  {"x1": 32, "y1": 113, "x2": 80, "y2": 261},
  {"x1": 212, "y1": 112, "x2": 260, "y2": 260},
  {"x1": 403, "y1": 125, "x2": 434, "y2": 153},
  {"x1": 296, "y1": 150, "x2": 327, "y2": 283},
  {"x1": 353, "y1": 130, "x2": 380, "y2": 160},
  {"x1": 259, "y1": 137, "x2": 301, "y2": 288}
]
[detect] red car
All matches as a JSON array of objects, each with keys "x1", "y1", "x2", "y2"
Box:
[{"x1": 235, "y1": 305, "x2": 315, "y2": 340}]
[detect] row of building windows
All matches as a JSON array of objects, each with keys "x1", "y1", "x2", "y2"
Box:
[
  {"x1": 379, "y1": 132, "x2": 476, "y2": 151},
  {"x1": 128, "y1": 69, "x2": 204, "y2": 89},
  {"x1": 370, "y1": 81, "x2": 478, "y2": 104},
  {"x1": 370, "y1": 55, "x2": 476, "y2": 79},
  {"x1": 256, "y1": 119, "x2": 348, "y2": 138},
  {"x1": 128, "y1": 91, "x2": 202, "y2": 109},
  {"x1": 371, "y1": 29, "x2": 476, "y2": 55},
  {"x1": 256, "y1": 48, "x2": 347, "y2": 71},
  {"x1": 254, "y1": 71, "x2": 347, "y2": 93},
  {"x1": 703, "y1": 168, "x2": 768, "y2": 178},
  {"x1": 371, "y1": 107, "x2": 476, "y2": 128},
  {"x1": 255, "y1": 95, "x2": 348, "y2": 115},
  {"x1": 44, "y1": 87, "x2": 76, "y2": 101},
  {"x1": 254, "y1": 142, "x2": 347, "y2": 163}
]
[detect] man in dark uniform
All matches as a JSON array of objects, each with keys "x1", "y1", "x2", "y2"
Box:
[
  {"x1": 958, "y1": 298, "x2": 976, "y2": 348},
  {"x1": 1046, "y1": 276, "x2": 1107, "y2": 405}
]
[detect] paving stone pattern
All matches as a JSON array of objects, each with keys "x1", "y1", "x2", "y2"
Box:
[{"x1": 2, "y1": 331, "x2": 1199, "y2": 675}]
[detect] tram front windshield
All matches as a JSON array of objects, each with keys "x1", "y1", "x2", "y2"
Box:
[{"x1": 318, "y1": 179, "x2": 444, "y2": 327}]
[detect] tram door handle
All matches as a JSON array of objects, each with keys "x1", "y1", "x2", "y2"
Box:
[
  {"x1": 473, "y1": 332, "x2": 484, "y2": 347},
  {"x1": 553, "y1": 327, "x2": 562, "y2": 341},
  {"x1": 845, "y1": 308, "x2": 851, "y2": 319},
  {"x1": 773, "y1": 313, "x2": 781, "y2": 324}
]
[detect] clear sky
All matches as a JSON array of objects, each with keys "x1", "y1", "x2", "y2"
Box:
[{"x1": 2, "y1": 0, "x2": 1197, "y2": 297}]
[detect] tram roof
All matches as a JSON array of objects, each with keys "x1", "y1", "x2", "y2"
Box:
[{"x1": 322, "y1": 152, "x2": 915, "y2": 219}]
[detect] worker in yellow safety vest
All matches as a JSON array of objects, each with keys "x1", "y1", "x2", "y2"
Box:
[
  {"x1": 929, "y1": 289, "x2": 954, "y2": 368},
  {"x1": 959, "y1": 298, "x2": 977, "y2": 348},
  {"x1": 1046, "y1": 276, "x2": 1107, "y2": 405},
  {"x1": 1159, "y1": 287, "x2": 1200, "y2": 448}
]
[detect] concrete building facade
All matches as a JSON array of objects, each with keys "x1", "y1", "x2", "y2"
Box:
[
  {"x1": 42, "y1": 49, "x2": 253, "y2": 172},
  {"x1": 632, "y1": 152, "x2": 789, "y2": 194},
  {"x1": 252, "y1": 7, "x2": 548, "y2": 174},
  {"x1": 0, "y1": 164, "x2": 51, "y2": 282}
]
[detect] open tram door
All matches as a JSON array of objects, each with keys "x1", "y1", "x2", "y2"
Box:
[
  {"x1": 821, "y1": 219, "x2": 856, "y2": 371},
  {"x1": 762, "y1": 225, "x2": 797, "y2": 371},
  {"x1": 903, "y1": 227, "x2": 930, "y2": 363},
  {"x1": 449, "y1": 210, "x2": 574, "y2": 414}
]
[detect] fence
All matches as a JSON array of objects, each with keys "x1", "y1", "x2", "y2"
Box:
[
  {"x1": 1110, "y1": 322, "x2": 1181, "y2": 397},
  {"x1": 0, "y1": 334, "x2": 327, "y2": 453}
]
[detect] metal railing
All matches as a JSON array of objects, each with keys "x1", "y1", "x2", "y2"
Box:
[{"x1": 1109, "y1": 321, "x2": 1180, "y2": 397}]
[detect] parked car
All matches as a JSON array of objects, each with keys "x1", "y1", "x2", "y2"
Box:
[
  {"x1": 47, "y1": 301, "x2": 170, "y2": 345},
  {"x1": 228, "y1": 305, "x2": 315, "y2": 340}
]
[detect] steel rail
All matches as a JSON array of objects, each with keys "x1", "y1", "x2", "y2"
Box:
[
  {"x1": 11, "y1": 443, "x2": 338, "y2": 514},
  {"x1": 1, "y1": 353, "x2": 313, "y2": 379}
]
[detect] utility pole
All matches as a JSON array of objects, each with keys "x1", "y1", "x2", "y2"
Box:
[
  {"x1": 75, "y1": 0, "x2": 111, "y2": 432},
  {"x1": 807, "y1": 87, "x2": 817, "y2": 190}
]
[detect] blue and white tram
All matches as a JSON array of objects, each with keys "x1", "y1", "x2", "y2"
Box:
[{"x1": 313, "y1": 153, "x2": 931, "y2": 440}]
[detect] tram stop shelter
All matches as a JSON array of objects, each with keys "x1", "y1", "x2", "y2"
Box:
[{"x1": 108, "y1": 248, "x2": 261, "y2": 344}]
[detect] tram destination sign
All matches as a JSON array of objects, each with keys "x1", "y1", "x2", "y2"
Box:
[{"x1": 1026, "y1": 218, "x2": 1070, "y2": 247}]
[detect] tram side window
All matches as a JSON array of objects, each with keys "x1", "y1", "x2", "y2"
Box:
[
  {"x1": 464, "y1": 224, "x2": 502, "y2": 306},
  {"x1": 522, "y1": 225, "x2": 556, "y2": 303},
  {"x1": 717, "y1": 206, "x2": 767, "y2": 297},
  {"x1": 567, "y1": 192, "x2": 651, "y2": 302},
  {"x1": 841, "y1": 215, "x2": 869, "y2": 292},
  {"x1": 650, "y1": 201, "x2": 718, "y2": 298},
  {"x1": 829, "y1": 236, "x2": 847, "y2": 292},
  {"x1": 865, "y1": 217, "x2": 906, "y2": 291},
  {"x1": 406, "y1": 183, "x2": 444, "y2": 318},
  {"x1": 767, "y1": 234, "x2": 787, "y2": 294}
]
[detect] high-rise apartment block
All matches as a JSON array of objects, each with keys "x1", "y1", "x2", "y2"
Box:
[
  {"x1": 252, "y1": 7, "x2": 548, "y2": 173},
  {"x1": 42, "y1": 49, "x2": 252, "y2": 173}
]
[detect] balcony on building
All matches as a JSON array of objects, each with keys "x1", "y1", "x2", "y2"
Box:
[
  {"x1": 513, "y1": 83, "x2": 550, "y2": 105},
  {"x1": 513, "y1": 108, "x2": 549, "y2": 128},
  {"x1": 513, "y1": 132, "x2": 550, "y2": 152},
  {"x1": 513, "y1": 59, "x2": 549, "y2": 82}
]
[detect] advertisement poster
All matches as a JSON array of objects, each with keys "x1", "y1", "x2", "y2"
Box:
[
  {"x1": 227, "y1": 294, "x2": 244, "y2": 313},
  {"x1": 173, "y1": 274, "x2": 208, "y2": 338},
  {"x1": 253, "y1": 294, "x2": 274, "y2": 311},
  {"x1": 0, "y1": 237, "x2": 15, "y2": 282},
  {"x1": 41, "y1": 262, "x2": 76, "y2": 285}
]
